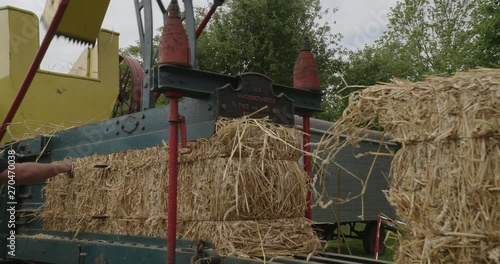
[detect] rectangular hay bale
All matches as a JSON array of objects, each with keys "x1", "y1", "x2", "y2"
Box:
[{"x1": 42, "y1": 118, "x2": 320, "y2": 257}]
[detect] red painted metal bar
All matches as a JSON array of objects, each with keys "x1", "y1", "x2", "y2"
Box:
[
  {"x1": 375, "y1": 214, "x2": 382, "y2": 259},
  {"x1": 303, "y1": 113, "x2": 312, "y2": 219},
  {"x1": 179, "y1": 116, "x2": 187, "y2": 147},
  {"x1": 166, "y1": 91, "x2": 182, "y2": 264},
  {"x1": 195, "y1": 4, "x2": 217, "y2": 39},
  {"x1": 0, "y1": 0, "x2": 70, "y2": 142}
]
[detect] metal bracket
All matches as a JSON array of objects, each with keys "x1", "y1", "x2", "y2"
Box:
[
  {"x1": 156, "y1": 64, "x2": 323, "y2": 113},
  {"x1": 3, "y1": 136, "x2": 52, "y2": 159},
  {"x1": 134, "y1": 0, "x2": 155, "y2": 111},
  {"x1": 183, "y1": 0, "x2": 196, "y2": 67},
  {"x1": 121, "y1": 116, "x2": 140, "y2": 134}
]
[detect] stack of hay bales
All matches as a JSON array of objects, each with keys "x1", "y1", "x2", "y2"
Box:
[
  {"x1": 42, "y1": 117, "x2": 320, "y2": 257},
  {"x1": 316, "y1": 68, "x2": 499, "y2": 263}
]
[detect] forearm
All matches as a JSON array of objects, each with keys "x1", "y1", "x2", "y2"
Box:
[{"x1": 7, "y1": 162, "x2": 72, "y2": 185}]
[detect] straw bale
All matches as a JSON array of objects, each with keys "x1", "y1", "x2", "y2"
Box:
[
  {"x1": 42, "y1": 117, "x2": 319, "y2": 258},
  {"x1": 178, "y1": 158, "x2": 307, "y2": 221},
  {"x1": 339, "y1": 68, "x2": 499, "y2": 143},
  {"x1": 390, "y1": 138, "x2": 499, "y2": 263},
  {"x1": 178, "y1": 218, "x2": 320, "y2": 258},
  {"x1": 181, "y1": 117, "x2": 303, "y2": 162},
  {"x1": 315, "y1": 68, "x2": 500, "y2": 263}
]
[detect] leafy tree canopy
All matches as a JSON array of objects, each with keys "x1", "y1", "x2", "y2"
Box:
[
  {"x1": 343, "y1": 0, "x2": 499, "y2": 87},
  {"x1": 121, "y1": 0, "x2": 344, "y2": 88},
  {"x1": 195, "y1": 0, "x2": 343, "y2": 88},
  {"x1": 327, "y1": 0, "x2": 500, "y2": 122},
  {"x1": 120, "y1": 0, "x2": 499, "y2": 122}
]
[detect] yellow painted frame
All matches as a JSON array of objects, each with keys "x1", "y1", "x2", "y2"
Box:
[{"x1": 0, "y1": 6, "x2": 119, "y2": 144}]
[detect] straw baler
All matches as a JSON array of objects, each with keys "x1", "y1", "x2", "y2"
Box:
[{"x1": 0, "y1": 0, "x2": 394, "y2": 263}]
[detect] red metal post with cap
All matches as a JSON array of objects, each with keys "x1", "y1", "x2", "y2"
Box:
[
  {"x1": 159, "y1": 1, "x2": 192, "y2": 263},
  {"x1": 293, "y1": 38, "x2": 320, "y2": 220}
]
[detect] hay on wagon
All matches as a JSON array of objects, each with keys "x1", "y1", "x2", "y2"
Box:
[{"x1": 42, "y1": 117, "x2": 320, "y2": 258}]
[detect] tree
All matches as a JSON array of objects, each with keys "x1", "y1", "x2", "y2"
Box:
[
  {"x1": 343, "y1": 43, "x2": 419, "y2": 86},
  {"x1": 470, "y1": 0, "x2": 500, "y2": 68},
  {"x1": 339, "y1": 0, "x2": 499, "y2": 90},
  {"x1": 378, "y1": 0, "x2": 499, "y2": 77},
  {"x1": 120, "y1": 0, "x2": 344, "y2": 120},
  {"x1": 323, "y1": 43, "x2": 419, "y2": 119},
  {"x1": 121, "y1": 0, "x2": 343, "y2": 88},
  {"x1": 196, "y1": 0, "x2": 343, "y2": 88},
  {"x1": 323, "y1": 0, "x2": 499, "y2": 122},
  {"x1": 195, "y1": 0, "x2": 345, "y2": 122}
]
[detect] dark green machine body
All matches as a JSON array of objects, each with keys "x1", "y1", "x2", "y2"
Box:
[{"x1": 0, "y1": 66, "x2": 391, "y2": 263}]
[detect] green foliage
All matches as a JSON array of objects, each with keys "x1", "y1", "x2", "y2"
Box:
[
  {"x1": 320, "y1": 0, "x2": 500, "y2": 122},
  {"x1": 332, "y1": 0, "x2": 499, "y2": 115},
  {"x1": 356, "y1": 0, "x2": 499, "y2": 82},
  {"x1": 343, "y1": 43, "x2": 418, "y2": 87},
  {"x1": 196, "y1": 0, "x2": 346, "y2": 122},
  {"x1": 314, "y1": 87, "x2": 345, "y2": 122},
  {"x1": 196, "y1": 0, "x2": 343, "y2": 88},
  {"x1": 118, "y1": 0, "x2": 498, "y2": 122},
  {"x1": 120, "y1": 30, "x2": 161, "y2": 61},
  {"x1": 470, "y1": 0, "x2": 500, "y2": 68},
  {"x1": 381, "y1": 0, "x2": 485, "y2": 75},
  {"x1": 119, "y1": 0, "x2": 344, "y2": 120},
  {"x1": 120, "y1": 40, "x2": 142, "y2": 60}
]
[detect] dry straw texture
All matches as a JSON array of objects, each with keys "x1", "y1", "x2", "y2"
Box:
[
  {"x1": 42, "y1": 117, "x2": 320, "y2": 257},
  {"x1": 316, "y1": 68, "x2": 499, "y2": 263}
]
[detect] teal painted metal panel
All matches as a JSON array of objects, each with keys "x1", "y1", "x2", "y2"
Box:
[{"x1": 157, "y1": 64, "x2": 322, "y2": 113}]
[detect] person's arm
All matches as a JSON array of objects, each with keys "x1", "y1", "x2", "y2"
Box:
[{"x1": 0, "y1": 160, "x2": 73, "y2": 185}]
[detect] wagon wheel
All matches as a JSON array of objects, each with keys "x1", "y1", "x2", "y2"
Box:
[{"x1": 112, "y1": 55, "x2": 144, "y2": 117}]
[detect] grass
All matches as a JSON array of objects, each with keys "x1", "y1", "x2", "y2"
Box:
[{"x1": 324, "y1": 223, "x2": 397, "y2": 262}]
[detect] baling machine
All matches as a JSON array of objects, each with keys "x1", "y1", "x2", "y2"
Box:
[{"x1": 0, "y1": 0, "x2": 393, "y2": 263}]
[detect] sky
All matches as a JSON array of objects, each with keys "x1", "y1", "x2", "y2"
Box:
[{"x1": 1, "y1": 0, "x2": 398, "y2": 72}]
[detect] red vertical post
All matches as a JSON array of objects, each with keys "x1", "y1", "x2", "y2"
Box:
[
  {"x1": 375, "y1": 214, "x2": 382, "y2": 260},
  {"x1": 303, "y1": 113, "x2": 312, "y2": 219},
  {"x1": 0, "y1": 0, "x2": 70, "y2": 142},
  {"x1": 160, "y1": 1, "x2": 191, "y2": 263},
  {"x1": 167, "y1": 92, "x2": 181, "y2": 264},
  {"x1": 293, "y1": 38, "x2": 320, "y2": 219}
]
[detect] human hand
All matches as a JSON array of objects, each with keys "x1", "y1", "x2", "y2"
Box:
[{"x1": 58, "y1": 160, "x2": 74, "y2": 178}]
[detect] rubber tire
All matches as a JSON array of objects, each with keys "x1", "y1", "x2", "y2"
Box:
[{"x1": 362, "y1": 222, "x2": 386, "y2": 256}]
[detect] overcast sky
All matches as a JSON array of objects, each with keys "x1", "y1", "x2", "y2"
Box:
[{"x1": 1, "y1": 0, "x2": 397, "y2": 72}]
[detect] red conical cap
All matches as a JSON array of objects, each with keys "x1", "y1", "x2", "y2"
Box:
[
  {"x1": 159, "y1": 1, "x2": 191, "y2": 67},
  {"x1": 293, "y1": 38, "x2": 320, "y2": 90}
]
